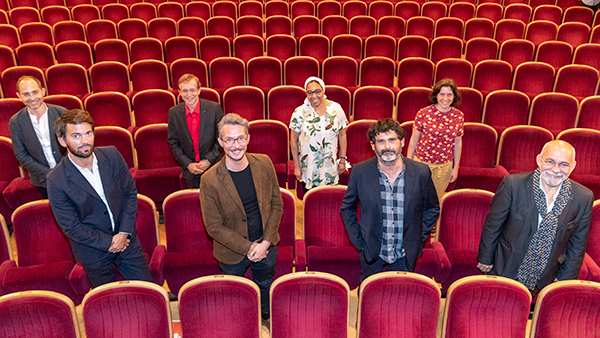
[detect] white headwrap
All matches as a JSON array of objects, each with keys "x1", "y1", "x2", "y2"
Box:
[
  {"x1": 304, "y1": 76, "x2": 326, "y2": 92},
  {"x1": 303, "y1": 76, "x2": 327, "y2": 107}
]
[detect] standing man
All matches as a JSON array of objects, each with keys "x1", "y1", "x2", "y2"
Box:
[
  {"x1": 200, "y1": 113, "x2": 283, "y2": 326},
  {"x1": 478, "y1": 140, "x2": 593, "y2": 295},
  {"x1": 341, "y1": 118, "x2": 439, "y2": 283},
  {"x1": 10, "y1": 76, "x2": 66, "y2": 198},
  {"x1": 168, "y1": 74, "x2": 223, "y2": 188},
  {"x1": 47, "y1": 109, "x2": 152, "y2": 287}
]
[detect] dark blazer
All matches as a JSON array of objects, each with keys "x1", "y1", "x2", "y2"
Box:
[
  {"x1": 477, "y1": 171, "x2": 594, "y2": 289},
  {"x1": 200, "y1": 153, "x2": 284, "y2": 265},
  {"x1": 9, "y1": 103, "x2": 66, "y2": 187},
  {"x1": 47, "y1": 146, "x2": 138, "y2": 265},
  {"x1": 167, "y1": 100, "x2": 223, "y2": 182},
  {"x1": 341, "y1": 156, "x2": 440, "y2": 271}
]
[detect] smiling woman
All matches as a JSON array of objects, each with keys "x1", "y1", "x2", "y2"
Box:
[
  {"x1": 289, "y1": 76, "x2": 349, "y2": 198},
  {"x1": 406, "y1": 78, "x2": 465, "y2": 201}
]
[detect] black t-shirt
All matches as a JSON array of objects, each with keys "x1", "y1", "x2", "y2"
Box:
[{"x1": 229, "y1": 165, "x2": 264, "y2": 242}]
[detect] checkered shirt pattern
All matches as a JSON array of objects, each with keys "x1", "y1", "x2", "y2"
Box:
[{"x1": 378, "y1": 165, "x2": 405, "y2": 264}]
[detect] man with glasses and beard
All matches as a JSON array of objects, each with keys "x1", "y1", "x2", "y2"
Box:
[
  {"x1": 47, "y1": 109, "x2": 152, "y2": 287},
  {"x1": 200, "y1": 113, "x2": 283, "y2": 328},
  {"x1": 341, "y1": 118, "x2": 439, "y2": 284},
  {"x1": 478, "y1": 140, "x2": 593, "y2": 296}
]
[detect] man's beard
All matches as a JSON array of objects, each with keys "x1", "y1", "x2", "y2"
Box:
[{"x1": 68, "y1": 144, "x2": 93, "y2": 158}]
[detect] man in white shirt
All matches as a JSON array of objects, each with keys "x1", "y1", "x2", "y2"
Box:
[
  {"x1": 477, "y1": 140, "x2": 593, "y2": 296},
  {"x1": 47, "y1": 109, "x2": 152, "y2": 287},
  {"x1": 9, "y1": 76, "x2": 66, "y2": 198}
]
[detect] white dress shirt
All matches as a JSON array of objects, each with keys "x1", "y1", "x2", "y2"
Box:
[
  {"x1": 28, "y1": 104, "x2": 57, "y2": 168},
  {"x1": 68, "y1": 153, "x2": 116, "y2": 230}
]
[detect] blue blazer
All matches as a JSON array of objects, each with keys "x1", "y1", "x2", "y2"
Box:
[
  {"x1": 9, "y1": 104, "x2": 66, "y2": 187},
  {"x1": 47, "y1": 146, "x2": 138, "y2": 265},
  {"x1": 341, "y1": 156, "x2": 440, "y2": 271}
]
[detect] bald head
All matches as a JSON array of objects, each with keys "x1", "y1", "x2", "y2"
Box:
[{"x1": 536, "y1": 140, "x2": 577, "y2": 190}]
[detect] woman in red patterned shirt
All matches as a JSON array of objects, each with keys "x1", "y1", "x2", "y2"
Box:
[{"x1": 406, "y1": 78, "x2": 464, "y2": 202}]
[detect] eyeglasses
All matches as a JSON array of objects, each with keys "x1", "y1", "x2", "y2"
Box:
[
  {"x1": 306, "y1": 89, "x2": 322, "y2": 96},
  {"x1": 221, "y1": 136, "x2": 248, "y2": 145},
  {"x1": 542, "y1": 158, "x2": 571, "y2": 170},
  {"x1": 180, "y1": 88, "x2": 198, "y2": 95}
]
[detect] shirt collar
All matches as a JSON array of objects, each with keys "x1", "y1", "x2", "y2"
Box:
[
  {"x1": 27, "y1": 103, "x2": 48, "y2": 122},
  {"x1": 68, "y1": 152, "x2": 98, "y2": 173},
  {"x1": 185, "y1": 101, "x2": 200, "y2": 116}
]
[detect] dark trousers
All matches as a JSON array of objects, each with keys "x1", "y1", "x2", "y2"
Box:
[
  {"x1": 81, "y1": 235, "x2": 152, "y2": 288},
  {"x1": 186, "y1": 174, "x2": 201, "y2": 189},
  {"x1": 219, "y1": 245, "x2": 278, "y2": 320},
  {"x1": 37, "y1": 186, "x2": 48, "y2": 199},
  {"x1": 359, "y1": 251, "x2": 408, "y2": 284}
]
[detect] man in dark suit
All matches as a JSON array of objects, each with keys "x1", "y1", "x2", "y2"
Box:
[
  {"x1": 341, "y1": 118, "x2": 439, "y2": 283},
  {"x1": 10, "y1": 75, "x2": 66, "y2": 198},
  {"x1": 47, "y1": 109, "x2": 152, "y2": 287},
  {"x1": 168, "y1": 73, "x2": 223, "y2": 188},
  {"x1": 478, "y1": 140, "x2": 593, "y2": 295}
]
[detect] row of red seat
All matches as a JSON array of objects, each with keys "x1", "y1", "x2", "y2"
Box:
[
  {"x1": 3, "y1": 0, "x2": 598, "y2": 29},
  {"x1": 2, "y1": 15, "x2": 600, "y2": 58}
]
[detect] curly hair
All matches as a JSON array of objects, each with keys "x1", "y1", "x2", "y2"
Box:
[
  {"x1": 429, "y1": 78, "x2": 461, "y2": 107},
  {"x1": 367, "y1": 118, "x2": 406, "y2": 143}
]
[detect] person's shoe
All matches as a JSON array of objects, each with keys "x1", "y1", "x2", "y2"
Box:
[
  {"x1": 168, "y1": 292, "x2": 178, "y2": 301},
  {"x1": 261, "y1": 318, "x2": 270, "y2": 331}
]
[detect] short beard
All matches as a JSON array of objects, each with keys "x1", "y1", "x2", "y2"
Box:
[
  {"x1": 68, "y1": 144, "x2": 93, "y2": 159},
  {"x1": 378, "y1": 150, "x2": 399, "y2": 166}
]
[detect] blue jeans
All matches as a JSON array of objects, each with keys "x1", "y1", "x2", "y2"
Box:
[
  {"x1": 359, "y1": 251, "x2": 408, "y2": 284},
  {"x1": 218, "y1": 245, "x2": 277, "y2": 320}
]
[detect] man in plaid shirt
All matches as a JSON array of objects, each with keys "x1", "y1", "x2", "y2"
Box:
[{"x1": 341, "y1": 119, "x2": 439, "y2": 284}]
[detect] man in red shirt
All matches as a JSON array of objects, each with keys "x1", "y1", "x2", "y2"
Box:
[{"x1": 168, "y1": 74, "x2": 224, "y2": 188}]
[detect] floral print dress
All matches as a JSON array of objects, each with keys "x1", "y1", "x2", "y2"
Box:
[{"x1": 290, "y1": 99, "x2": 348, "y2": 189}]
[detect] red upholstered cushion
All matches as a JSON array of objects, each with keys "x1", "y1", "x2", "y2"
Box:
[
  {"x1": 163, "y1": 251, "x2": 220, "y2": 295},
  {"x1": 307, "y1": 246, "x2": 361, "y2": 289}
]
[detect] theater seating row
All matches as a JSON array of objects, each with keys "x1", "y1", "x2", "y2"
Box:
[{"x1": 1, "y1": 275, "x2": 599, "y2": 338}]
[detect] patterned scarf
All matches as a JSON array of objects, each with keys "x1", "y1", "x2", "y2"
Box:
[{"x1": 516, "y1": 168, "x2": 572, "y2": 290}]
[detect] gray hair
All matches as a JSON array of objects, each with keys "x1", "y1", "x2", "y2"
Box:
[{"x1": 218, "y1": 113, "x2": 249, "y2": 138}]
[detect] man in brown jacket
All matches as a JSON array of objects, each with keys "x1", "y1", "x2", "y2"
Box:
[{"x1": 200, "y1": 113, "x2": 283, "y2": 326}]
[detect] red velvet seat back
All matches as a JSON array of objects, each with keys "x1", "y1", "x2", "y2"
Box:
[
  {"x1": 223, "y1": 86, "x2": 265, "y2": 121},
  {"x1": 209, "y1": 56, "x2": 245, "y2": 94},
  {"x1": 266, "y1": 34, "x2": 297, "y2": 63},
  {"x1": 322, "y1": 56, "x2": 358, "y2": 90},
  {"x1": 283, "y1": 56, "x2": 319, "y2": 87},
  {"x1": 170, "y1": 58, "x2": 207, "y2": 89},
  {"x1": 457, "y1": 87, "x2": 483, "y2": 123},
  {"x1": 556, "y1": 128, "x2": 600, "y2": 176},
  {"x1": 86, "y1": 92, "x2": 132, "y2": 129},
  {"x1": 82, "y1": 281, "x2": 172, "y2": 338},
  {"x1": 179, "y1": 276, "x2": 261, "y2": 338},
  {"x1": 271, "y1": 272, "x2": 349, "y2": 338},
  {"x1": 396, "y1": 57, "x2": 434, "y2": 90},
  {"x1": 247, "y1": 56, "x2": 283, "y2": 95},
  {"x1": 472, "y1": 60, "x2": 513, "y2": 98},
  {"x1": 586, "y1": 202, "x2": 600, "y2": 264},
  {"x1": 45, "y1": 63, "x2": 90, "y2": 98},
  {"x1": 0, "y1": 138, "x2": 20, "y2": 189},
  {"x1": 164, "y1": 36, "x2": 197, "y2": 64},
  {"x1": 94, "y1": 39, "x2": 130, "y2": 65},
  {"x1": 528, "y1": 93, "x2": 578, "y2": 137},
  {"x1": 553, "y1": 64, "x2": 599, "y2": 102},
  {"x1": 437, "y1": 189, "x2": 493, "y2": 253},
  {"x1": 444, "y1": 276, "x2": 531, "y2": 338},
  {"x1": 132, "y1": 89, "x2": 176, "y2": 128},
  {"x1": 353, "y1": 86, "x2": 395, "y2": 120},
  {"x1": 130, "y1": 37, "x2": 164, "y2": 62},
  {"x1": 497, "y1": 125, "x2": 554, "y2": 174},
  {"x1": 358, "y1": 272, "x2": 440, "y2": 338},
  {"x1": 299, "y1": 34, "x2": 330, "y2": 64},
  {"x1": 576, "y1": 96, "x2": 600, "y2": 130},
  {"x1": 0, "y1": 291, "x2": 79, "y2": 338},
  {"x1": 134, "y1": 124, "x2": 178, "y2": 169},
  {"x1": 460, "y1": 123, "x2": 497, "y2": 168},
  {"x1": 247, "y1": 120, "x2": 288, "y2": 187},
  {"x1": 130, "y1": 59, "x2": 170, "y2": 92},
  {"x1": 233, "y1": 35, "x2": 264, "y2": 63},
  {"x1": 512, "y1": 61, "x2": 556, "y2": 100},
  {"x1": 13, "y1": 200, "x2": 74, "y2": 266},
  {"x1": 359, "y1": 56, "x2": 395, "y2": 88},
  {"x1": 44, "y1": 95, "x2": 83, "y2": 111},
  {"x1": 345, "y1": 120, "x2": 375, "y2": 166},
  {"x1": 53, "y1": 21, "x2": 86, "y2": 45},
  {"x1": 321, "y1": 15, "x2": 348, "y2": 41},
  {"x1": 163, "y1": 190, "x2": 212, "y2": 253},
  {"x1": 531, "y1": 281, "x2": 600, "y2": 338},
  {"x1": 304, "y1": 186, "x2": 351, "y2": 248},
  {"x1": 0, "y1": 99, "x2": 25, "y2": 136},
  {"x1": 331, "y1": 34, "x2": 362, "y2": 62},
  {"x1": 16, "y1": 42, "x2": 55, "y2": 70},
  {"x1": 430, "y1": 36, "x2": 463, "y2": 64},
  {"x1": 396, "y1": 86, "x2": 431, "y2": 123},
  {"x1": 482, "y1": 90, "x2": 529, "y2": 136},
  {"x1": 434, "y1": 58, "x2": 472, "y2": 87},
  {"x1": 267, "y1": 84, "x2": 306, "y2": 124},
  {"x1": 94, "y1": 126, "x2": 136, "y2": 169}
]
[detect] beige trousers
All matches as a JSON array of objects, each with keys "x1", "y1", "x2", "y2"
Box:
[{"x1": 415, "y1": 157, "x2": 453, "y2": 203}]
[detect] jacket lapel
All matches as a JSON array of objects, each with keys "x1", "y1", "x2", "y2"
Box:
[
  {"x1": 367, "y1": 158, "x2": 383, "y2": 214},
  {"x1": 63, "y1": 152, "x2": 103, "y2": 202},
  {"x1": 215, "y1": 157, "x2": 246, "y2": 215},
  {"x1": 96, "y1": 149, "x2": 116, "y2": 213}
]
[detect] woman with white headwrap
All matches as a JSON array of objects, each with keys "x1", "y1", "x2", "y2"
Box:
[{"x1": 289, "y1": 77, "x2": 348, "y2": 194}]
